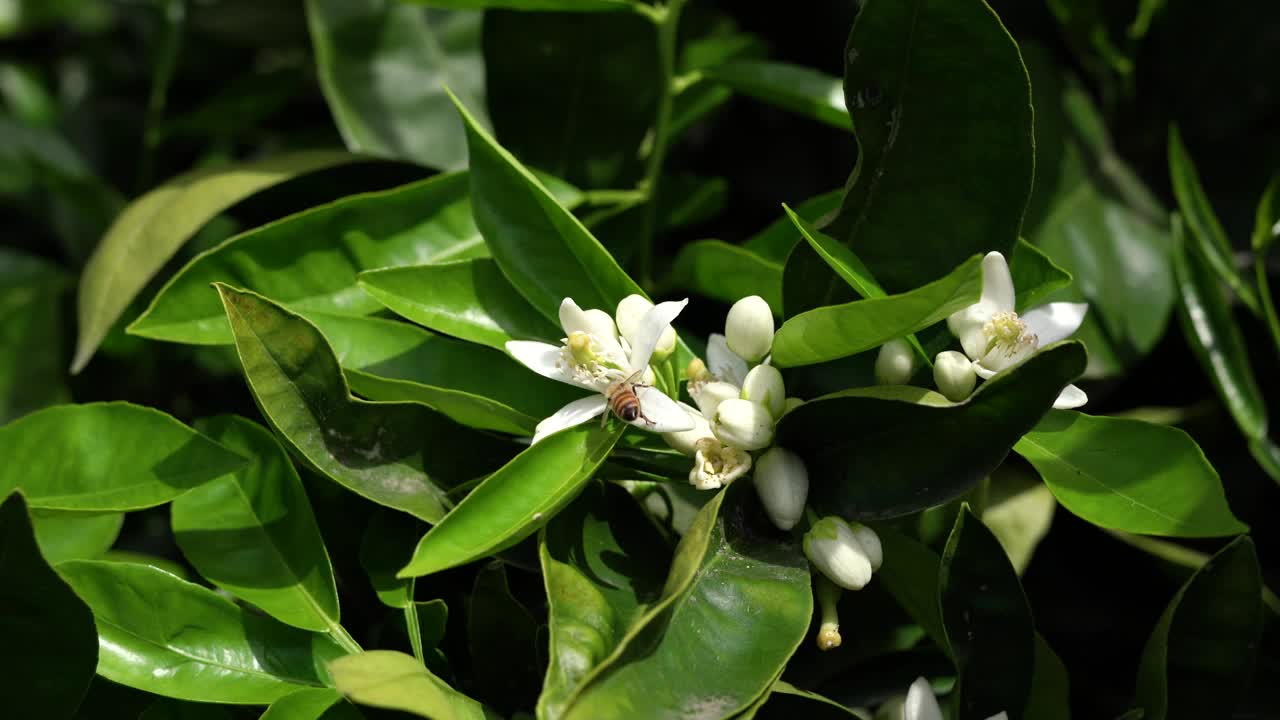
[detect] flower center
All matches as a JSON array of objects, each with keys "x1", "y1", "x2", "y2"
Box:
[
  {"x1": 983, "y1": 311, "x2": 1037, "y2": 357},
  {"x1": 559, "y1": 331, "x2": 627, "y2": 387},
  {"x1": 692, "y1": 437, "x2": 751, "y2": 487}
]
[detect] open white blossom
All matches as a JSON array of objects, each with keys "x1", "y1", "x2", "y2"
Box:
[
  {"x1": 901, "y1": 677, "x2": 1006, "y2": 720},
  {"x1": 688, "y1": 437, "x2": 752, "y2": 490},
  {"x1": 506, "y1": 298, "x2": 695, "y2": 444},
  {"x1": 946, "y1": 251, "x2": 1089, "y2": 409}
]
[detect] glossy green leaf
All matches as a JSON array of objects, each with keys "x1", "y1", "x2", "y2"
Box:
[
  {"x1": 771, "y1": 254, "x2": 981, "y2": 367},
  {"x1": 1253, "y1": 174, "x2": 1279, "y2": 253},
  {"x1": 138, "y1": 699, "x2": 231, "y2": 720},
  {"x1": 1009, "y1": 238, "x2": 1073, "y2": 311},
  {"x1": 874, "y1": 527, "x2": 946, "y2": 651},
  {"x1": 940, "y1": 505, "x2": 1035, "y2": 720},
  {"x1": 398, "y1": 423, "x2": 623, "y2": 578},
  {"x1": 776, "y1": 342, "x2": 1086, "y2": 519},
  {"x1": 310, "y1": 311, "x2": 576, "y2": 435},
  {"x1": 358, "y1": 259, "x2": 562, "y2": 352},
  {"x1": 1015, "y1": 410, "x2": 1247, "y2": 537},
  {"x1": 453, "y1": 91, "x2": 645, "y2": 323},
  {"x1": 560, "y1": 482, "x2": 811, "y2": 720},
  {"x1": 819, "y1": 0, "x2": 1032, "y2": 294},
  {"x1": 73, "y1": 150, "x2": 359, "y2": 372},
  {"x1": 705, "y1": 60, "x2": 851, "y2": 130},
  {"x1": 30, "y1": 509, "x2": 123, "y2": 564},
  {"x1": 468, "y1": 562, "x2": 540, "y2": 713},
  {"x1": 743, "y1": 190, "x2": 843, "y2": 263},
  {"x1": 0, "y1": 493, "x2": 98, "y2": 719},
  {"x1": 484, "y1": 9, "x2": 658, "y2": 189},
  {"x1": 1167, "y1": 126, "x2": 1259, "y2": 313},
  {"x1": 751, "y1": 682, "x2": 871, "y2": 720},
  {"x1": 0, "y1": 248, "x2": 71, "y2": 423},
  {"x1": 0, "y1": 402, "x2": 246, "y2": 510},
  {"x1": 538, "y1": 482, "x2": 669, "y2": 719},
  {"x1": 172, "y1": 415, "x2": 340, "y2": 633},
  {"x1": 981, "y1": 467, "x2": 1057, "y2": 575},
  {"x1": 1171, "y1": 216, "x2": 1271, "y2": 452},
  {"x1": 1024, "y1": 635, "x2": 1071, "y2": 720},
  {"x1": 671, "y1": 240, "x2": 783, "y2": 314},
  {"x1": 57, "y1": 560, "x2": 346, "y2": 704},
  {"x1": 217, "y1": 285, "x2": 513, "y2": 523},
  {"x1": 307, "y1": 1, "x2": 483, "y2": 171},
  {"x1": 328, "y1": 650, "x2": 491, "y2": 720},
  {"x1": 262, "y1": 688, "x2": 362, "y2": 720},
  {"x1": 100, "y1": 551, "x2": 191, "y2": 580},
  {"x1": 1133, "y1": 537, "x2": 1262, "y2": 720}
]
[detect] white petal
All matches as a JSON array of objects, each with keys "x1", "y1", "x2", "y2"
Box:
[
  {"x1": 1053, "y1": 383, "x2": 1088, "y2": 409},
  {"x1": 904, "y1": 677, "x2": 944, "y2": 720},
  {"x1": 947, "y1": 298, "x2": 1000, "y2": 360},
  {"x1": 628, "y1": 386, "x2": 696, "y2": 433},
  {"x1": 984, "y1": 713, "x2": 1009, "y2": 720},
  {"x1": 981, "y1": 251, "x2": 1016, "y2": 313},
  {"x1": 532, "y1": 395, "x2": 608, "y2": 444},
  {"x1": 629, "y1": 298, "x2": 688, "y2": 372},
  {"x1": 973, "y1": 361, "x2": 997, "y2": 380},
  {"x1": 707, "y1": 333, "x2": 748, "y2": 386},
  {"x1": 1023, "y1": 302, "x2": 1088, "y2": 346},
  {"x1": 506, "y1": 340, "x2": 596, "y2": 389}
]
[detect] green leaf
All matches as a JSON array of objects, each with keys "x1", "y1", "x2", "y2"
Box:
[
  {"x1": 57, "y1": 559, "x2": 347, "y2": 704},
  {"x1": 750, "y1": 682, "x2": 871, "y2": 719},
  {"x1": 981, "y1": 466, "x2": 1057, "y2": 575},
  {"x1": 776, "y1": 342, "x2": 1086, "y2": 519},
  {"x1": 771, "y1": 254, "x2": 981, "y2": 368},
  {"x1": 820, "y1": 0, "x2": 1033, "y2": 294},
  {"x1": 1167, "y1": 126, "x2": 1260, "y2": 313},
  {"x1": 0, "y1": 402, "x2": 246, "y2": 510},
  {"x1": 72, "y1": 150, "x2": 360, "y2": 372},
  {"x1": 0, "y1": 248, "x2": 71, "y2": 423},
  {"x1": 939, "y1": 505, "x2": 1035, "y2": 720},
  {"x1": 1253, "y1": 174, "x2": 1279, "y2": 254},
  {"x1": 874, "y1": 527, "x2": 946, "y2": 651},
  {"x1": 1015, "y1": 409, "x2": 1246, "y2": 537},
  {"x1": 1009, "y1": 238, "x2": 1073, "y2": 311},
  {"x1": 1171, "y1": 216, "x2": 1271, "y2": 454},
  {"x1": 704, "y1": 60, "x2": 851, "y2": 130},
  {"x1": 307, "y1": 1, "x2": 483, "y2": 171},
  {"x1": 538, "y1": 482, "x2": 669, "y2": 719},
  {"x1": 262, "y1": 689, "x2": 362, "y2": 720},
  {"x1": 217, "y1": 285, "x2": 513, "y2": 523},
  {"x1": 138, "y1": 699, "x2": 232, "y2": 720},
  {"x1": 744, "y1": 190, "x2": 842, "y2": 263},
  {"x1": 0, "y1": 493, "x2": 98, "y2": 719},
  {"x1": 359, "y1": 509, "x2": 421, "y2": 609},
  {"x1": 171, "y1": 415, "x2": 340, "y2": 633},
  {"x1": 328, "y1": 650, "x2": 491, "y2": 720},
  {"x1": 309, "y1": 311, "x2": 577, "y2": 435},
  {"x1": 30, "y1": 509, "x2": 123, "y2": 564},
  {"x1": 398, "y1": 423, "x2": 623, "y2": 578},
  {"x1": 1133, "y1": 537, "x2": 1262, "y2": 720},
  {"x1": 358, "y1": 259, "x2": 562, "y2": 352},
  {"x1": 403, "y1": 0, "x2": 635, "y2": 10},
  {"x1": 671, "y1": 240, "x2": 783, "y2": 314},
  {"x1": 453, "y1": 91, "x2": 645, "y2": 323},
  {"x1": 483, "y1": 9, "x2": 658, "y2": 189},
  {"x1": 1024, "y1": 635, "x2": 1071, "y2": 720},
  {"x1": 560, "y1": 482, "x2": 811, "y2": 720},
  {"x1": 468, "y1": 562, "x2": 540, "y2": 713}
]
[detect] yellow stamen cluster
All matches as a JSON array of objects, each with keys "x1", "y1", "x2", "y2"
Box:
[{"x1": 983, "y1": 311, "x2": 1037, "y2": 357}]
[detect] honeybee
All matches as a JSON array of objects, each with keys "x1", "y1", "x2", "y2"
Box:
[{"x1": 603, "y1": 370, "x2": 653, "y2": 427}]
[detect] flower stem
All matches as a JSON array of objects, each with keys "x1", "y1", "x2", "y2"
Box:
[
  {"x1": 635, "y1": 0, "x2": 686, "y2": 292},
  {"x1": 405, "y1": 577, "x2": 426, "y2": 665}
]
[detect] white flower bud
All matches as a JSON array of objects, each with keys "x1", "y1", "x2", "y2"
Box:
[
  {"x1": 933, "y1": 350, "x2": 977, "y2": 402},
  {"x1": 663, "y1": 403, "x2": 713, "y2": 456},
  {"x1": 740, "y1": 364, "x2": 786, "y2": 418},
  {"x1": 690, "y1": 380, "x2": 740, "y2": 419},
  {"x1": 711, "y1": 398, "x2": 775, "y2": 451},
  {"x1": 616, "y1": 294, "x2": 676, "y2": 361},
  {"x1": 804, "y1": 517, "x2": 874, "y2": 591},
  {"x1": 847, "y1": 521, "x2": 882, "y2": 571},
  {"x1": 753, "y1": 447, "x2": 808, "y2": 531},
  {"x1": 688, "y1": 437, "x2": 752, "y2": 490},
  {"x1": 725, "y1": 295, "x2": 774, "y2": 362},
  {"x1": 875, "y1": 338, "x2": 916, "y2": 385}
]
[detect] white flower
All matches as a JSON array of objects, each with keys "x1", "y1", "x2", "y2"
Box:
[
  {"x1": 875, "y1": 338, "x2": 916, "y2": 385},
  {"x1": 506, "y1": 297, "x2": 695, "y2": 443},
  {"x1": 933, "y1": 350, "x2": 977, "y2": 402},
  {"x1": 902, "y1": 677, "x2": 1006, "y2": 720},
  {"x1": 711, "y1": 398, "x2": 775, "y2": 451},
  {"x1": 616, "y1": 294, "x2": 676, "y2": 361},
  {"x1": 753, "y1": 447, "x2": 808, "y2": 530},
  {"x1": 662, "y1": 401, "x2": 714, "y2": 456},
  {"x1": 803, "y1": 517, "x2": 879, "y2": 591},
  {"x1": 688, "y1": 437, "x2": 752, "y2": 490},
  {"x1": 946, "y1": 251, "x2": 1089, "y2": 410},
  {"x1": 741, "y1": 364, "x2": 786, "y2": 418},
  {"x1": 725, "y1": 295, "x2": 774, "y2": 362}
]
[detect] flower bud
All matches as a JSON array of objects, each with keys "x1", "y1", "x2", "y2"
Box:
[
  {"x1": 814, "y1": 574, "x2": 843, "y2": 651},
  {"x1": 686, "y1": 357, "x2": 712, "y2": 385},
  {"x1": 725, "y1": 295, "x2": 774, "y2": 362},
  {"x1": 904, "y1": 677, "x2": 945, "y2": 720},
  {"x1": 688, "y1": 437, "x2": 752, "y2": 490},
  {"x1": 740, "y1": 364, "x2": 786, "y2": 418},
  {"x1": 753, "y1": 447, "x2": 808, "y2": 531},
  {"x1": 663, "y1": 403, "x2": 713, "y2": 456},
  {"x1": 711, "y1": 398, "x2": 775, "y2": 451},
  {"x1": 933, "y1": 350, "x2": 977, "y2": 402},
  {"x1": 615, "y1": 294, "x2": 676, "y2": 361},
  {"x1": 690, "y1": 380, "x2": 740, "y2": 419},
  {"x1": 875, "y1": 338, "x2": 916, "y2": 385},
  {"x1": 847, "y1": 521, "x2": 882, "y2": 571},
  {"x1": 804, "y1": 517, "x2": 874, "y2": 591}
]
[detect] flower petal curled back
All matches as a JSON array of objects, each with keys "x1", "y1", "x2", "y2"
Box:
[
  {"x1": 629, "y1": 385, "x2": 696, "y2": 433},
  {"x1": 1053, "y1": 383, "x2": 1088, "y2": 409},
  {"x1": 628, "y1": 298, "x2": 688, "y2": 373},
  {"x1": 706, "y1": 333, "x2": 748, "y2": 386},
  {"x1": 532, "y1": 395, "x2": 608, "y2": 444},
  {"x1": 904, "y1": 677, "x2": 944, "y2": 720},
  {"x1": 506, "y1": 340, "x2": 602, "y2": 390},
  {"x1": 1022, "y1": 301, "x2": 1088, "y2": 346}
]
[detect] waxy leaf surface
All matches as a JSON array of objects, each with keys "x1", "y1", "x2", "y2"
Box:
[{"x1": 328, "y1": 650, "x2": 490, "y2": 720}]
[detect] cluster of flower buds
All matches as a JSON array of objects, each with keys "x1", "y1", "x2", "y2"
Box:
[
  {"x1": 662, "y1": 296, "x2": 809, "y2": 532},
  {"x1": 803, "y1": 516, "x2": 883, "y2": 651}
]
